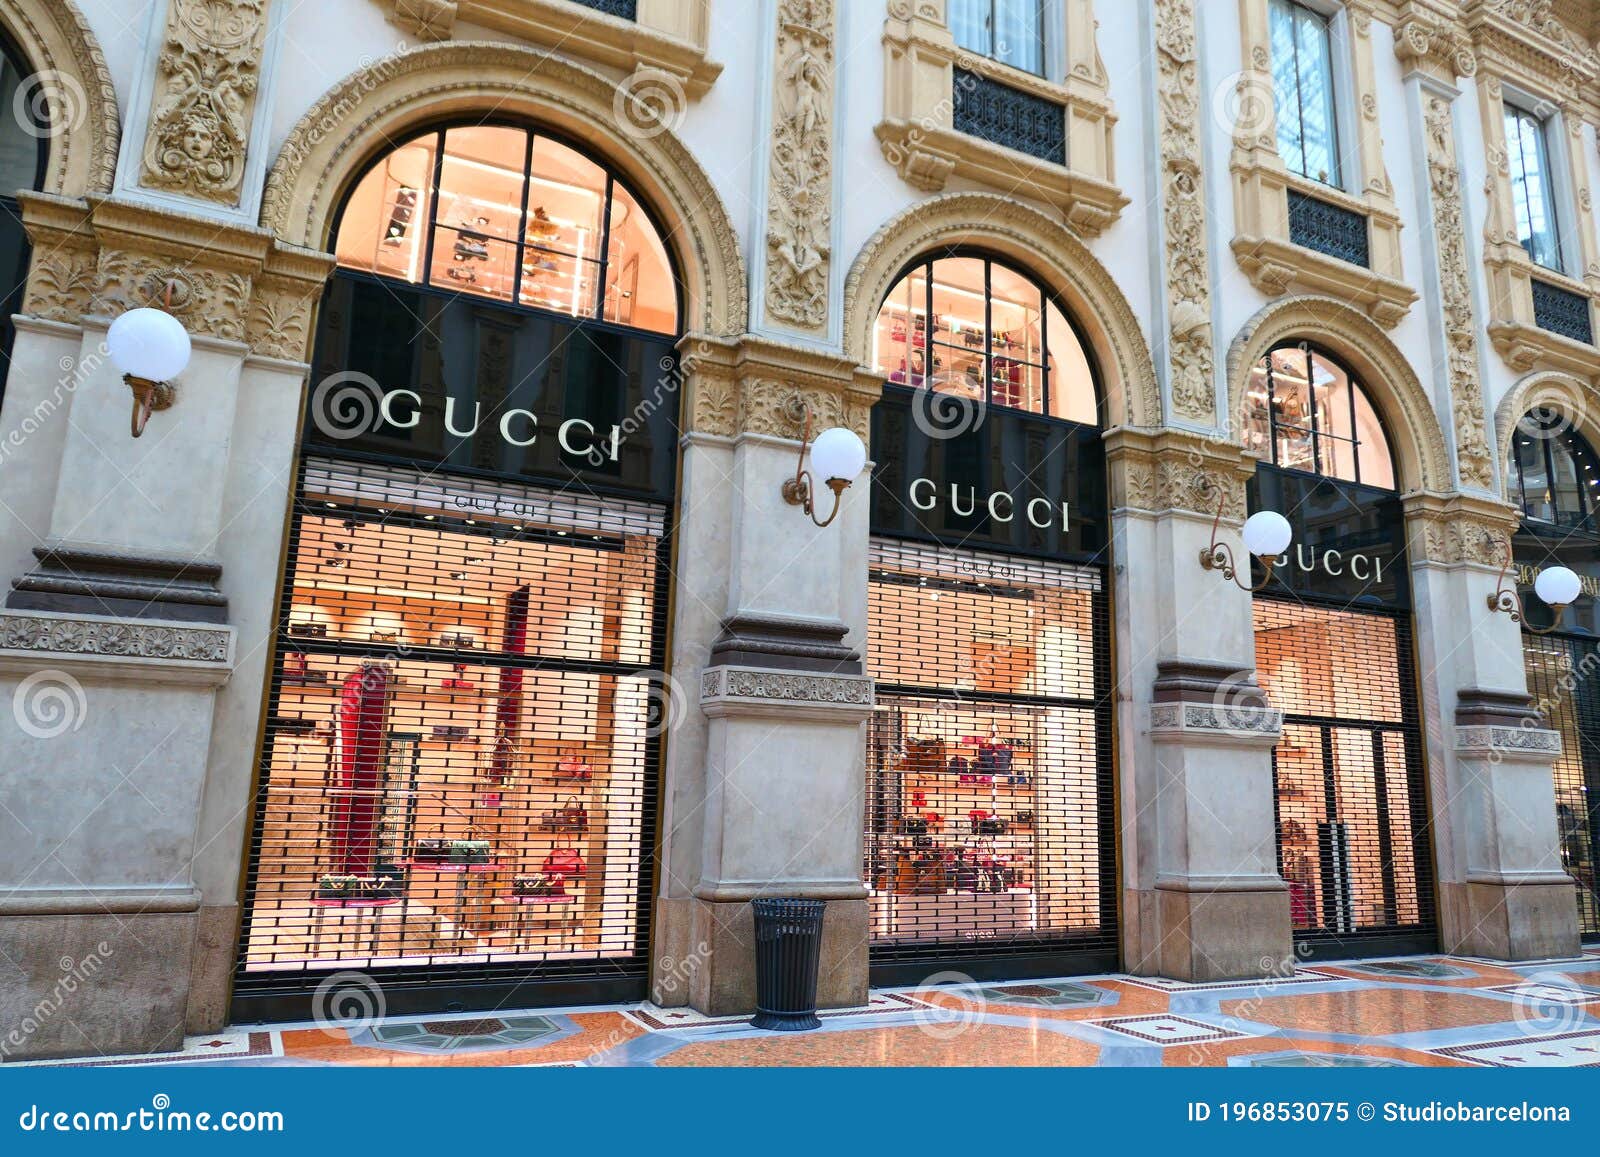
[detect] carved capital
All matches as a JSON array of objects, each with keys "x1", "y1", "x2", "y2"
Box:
[
  {"x1": 1104, "y1": 427, "x2": 1254, "y2": 520},
  {"x1": 139, "y1": 0, "x2": 271, "y2": 207},
  {"x1": 1394, "y1": 4, "x2": 1477, "y2": 82},
  {"x1": 681, "y1": 332, "x2": 879, "y2": 441},
  {"x1": 1403, "y1": 491, "x2": 1519, "y2": 567}
]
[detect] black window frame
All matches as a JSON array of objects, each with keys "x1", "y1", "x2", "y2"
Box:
[
  {"x1": 949, "y1": 0, "x2": 1050, "y2": 78},
  {"x1": 1508, "y1": 409, "x2": 1600, "y2": 534},
  {"x1": 0, "y1": 30, "x2": 52, "y2": 411},
  {"x1": 1251, "y1": 341, "x2": 1395, "y2": 490}
]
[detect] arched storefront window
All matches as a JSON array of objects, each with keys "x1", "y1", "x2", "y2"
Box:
[
  {"x1": 872, "y1": 253, "x2": 1097, "y2": 424},
  {"x1": 1508, "y1": 409, "x2": 1600, "y2": 532},
  {"x1": 863, "y1": 252, "x2": 1115, "y2": 983},
  {"x1": 332, "y1": 123, "x2": 677, "y2": 333},
  {"x1": 234, "y1": 120, "x2": 683, "y2": 1020},
  {"x1": 1508, "y1": 407, "x2": 1600, "y2": 937},
  {"x1": 1245, "y1": 346, "x2": 1435, "y2": 957},
  {"x1": 0, "y1": 31, "x2": 50, "y2": 401},
  {"x1": 1242, "y1": 344, "x2": 1394, "y2": 489}
]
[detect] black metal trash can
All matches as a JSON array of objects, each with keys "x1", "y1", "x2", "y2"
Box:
[{"x1": 750, "y1": 897, "x2": 825, "y2": 1031}]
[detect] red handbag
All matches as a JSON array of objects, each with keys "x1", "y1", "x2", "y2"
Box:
[{"x1": 542, "y1": 848, "x2": 586, "y2": 877}]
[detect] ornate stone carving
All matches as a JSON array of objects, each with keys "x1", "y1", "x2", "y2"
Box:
[
  {"x1": 700, "y1": 665, "x2": 874, "y2": 707},
  {"x1": 0, "y1": 0, "x2": 121, "y2": 197},
  {"x1": 139, "y1": 0, "x2": 270, "y2": 206},
  {"x1": 1454, "y1": 724, "x2": 1563, "y2": 756},
  {"x1": 764, "y1": 0, "x2": 833, "y2": 331},
  {"x1": 94, "y1": 248, "x2": 253, "y2": 344},
  {"x1": 1155, "y1": 0, "x2": 1214, "y2": 423},
  {"x1": 388, "y1": 0, "x2": 457, "y2": 40},
  {"x1": 1404, "y1": 491, "x2": 1519, "y2": 568},
  {"x1": 1104, "y1": 428, "x2": 1255, "y2": 522},
  {"x1": 261, "y1": 42, "x2": 746, "y2": 337},
  {"x1": 681, "y1": 334, "x2": 876, "y2": 441},
  {"x1": 1422, "y1": 96, "x2": 1495, "y2": 490},
  {"x1": 1150, "y1": 701, "x2": 1283, "y2": 737},
  {"x1": 0, "y1": 614, "x2": 230, "y2": 663},
  {"x1": 840, "y1": 192, "x2": 1161, "y2": 428}
]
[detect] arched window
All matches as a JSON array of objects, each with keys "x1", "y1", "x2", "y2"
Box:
[
  {"x1": 1242, "y1": 343, "x2": 1394, "y2": 488},
  {"x1": 333, "y1": 123, "x2": 678, "y2": 335},
  {"x1": 0, "y1": 31, "x2": 51, "y2": 398},
  {"x1": 1508, "y1": 409, "x2": 1600, "y2": 531},
  {"x1": 871, "y1": 253, "x2": 1097, "y2": 424}
]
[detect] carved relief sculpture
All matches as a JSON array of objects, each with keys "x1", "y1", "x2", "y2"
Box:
[
  {"x1": 1155, "y1": 0, "x2": 1215, "y2": 424},
  {"x1": 765, "y1": 0, "x2": 834, "y2": 330},
  {"x1": 139, "y1": 0, "x2": 271, "y2": 206},
  {"x1": 1422, "y1": 96, "x2": 1495, "y2": 490}
]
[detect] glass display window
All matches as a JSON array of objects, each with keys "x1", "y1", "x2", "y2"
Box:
[
  {"x1": 1243, "y1": 343, "x2": 1395, "y2": 488},
  {"x1": 332, "y1": 122, "x2": 677, "y2": 335},
  {"x1": 872, "y1": 252, "x2": 1098, "y2": 424}
]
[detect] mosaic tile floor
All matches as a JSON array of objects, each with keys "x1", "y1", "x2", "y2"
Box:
[{"x1": 21, "y1": 952, "x2": 1600, "y2": 1068}]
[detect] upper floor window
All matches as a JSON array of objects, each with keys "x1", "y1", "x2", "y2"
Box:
[
  {"x1": 1270, "y1": 0, "x2": 1341, "y2": 188},
  {"x1": 872, "y1": 253, "x2": 1096, "y2": 425},
  {"x1": 334, "y1": 123, "x2": 677, "y2": 335},
  {"x1": 1243, "y1": 344, "x2": 1393, "y2": 488},
  {"x1": 1509, "y1": 410, "x2": 1600, "y2": 531},
  {"x1": 1504, "y1": 103, "x2": 1564, "y2": 274},
  {"x1": 949, "y1": 0, "x2": 1046, "y2": 77}
]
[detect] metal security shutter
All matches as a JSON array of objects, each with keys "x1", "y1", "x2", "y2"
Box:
[
  {"x1": 864, "y1": 539, "x2": 1117, "y2": 984},
  {"x1": 232, "y1": 458, "x2": 670, "y2": 1019},
  {"x1": 1522, "y1": 634, "x2": 1600, "y2": 937},
  {"x1": 1254, "y1": 598, "x2": 1436, "y2": 957}
]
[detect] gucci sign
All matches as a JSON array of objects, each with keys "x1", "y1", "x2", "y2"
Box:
[
  {"x1": 907, "y1": 477, "x2": 1070, "y2": 531},
  {"x1": 378, "y1": 391, "x2": 622, "y2": 462}
]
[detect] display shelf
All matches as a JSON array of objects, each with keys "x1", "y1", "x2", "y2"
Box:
[
  {"x1": 403, "y1": 861, "x2": 504, "y2": 873},
  {"x1": 499, "y1": 894, "x2": 576, "y2": 905}
]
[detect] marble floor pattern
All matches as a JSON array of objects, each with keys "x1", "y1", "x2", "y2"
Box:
[{"x1": 20, "y1": 951, "x2": 1600, "y2": 1068}]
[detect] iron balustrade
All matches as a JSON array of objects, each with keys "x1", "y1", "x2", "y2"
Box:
[
  {"x1": 951, "y1": 68, "x2": 1067, "y2": 166},
  {"x1": 1531, "y1": 278, "x2": 1595, "y2": 346},
  {"x1": 1287, "y1": 188, "x2": 1370, "y2": 268}
]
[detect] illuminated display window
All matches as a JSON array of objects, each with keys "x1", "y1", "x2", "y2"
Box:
[{"x1": 1242, "y1": 344, "x2": 1394, "y2": 488}]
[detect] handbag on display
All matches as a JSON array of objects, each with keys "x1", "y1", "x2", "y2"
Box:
[
  {"x1": 541, "y1": 848, "x2": 586, "y2": 877},
  {"x1": 412, "y1": 838, "x2": 451, "y2": 863},
  {"x1": 512, "y1": 873, "x2": 568, "y2": 898},
  {"x1": 1014, "y1": 810, "x2": 1034, "y2": 827},
  {"x1": 947, "y1": 755, "x2": 970, "y2": 776},
  {"x1": 555, "y1": 751, "x2": 594, "y2": 783},
  {"x1": 540, "y1": 797, "x2": 589, "y2": 833},
  {"x1": 899, "y1": 816, "x2": 930, "y2": 837},
  {"x1": 448, "y1": 839, "x2": 492, "y2": 864}
]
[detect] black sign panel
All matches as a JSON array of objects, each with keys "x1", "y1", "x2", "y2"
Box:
[
  {"x1": 1249, "y1": 466, "x2": 1409, "y2": 610},
  {"x1": 308, "y1": 274, "x2": 679, "y2": 502},
  {"x1": 1513, "y1": 522, "x2": 1600, "y2": 635},
  {"x1": 869, "y1": 385, "x2": 1107, "y2": 563}
]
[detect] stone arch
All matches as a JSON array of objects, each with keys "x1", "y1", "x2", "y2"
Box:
[
  {"x1": 0, "y1": 0, "x2": 118, "y2": 197},
  {"x1": 260, "y1": 41, "x2": 746, "y2": 337},
  {"x1": 841, "y1": 192, "x2": 1161, "y2": 428},
  {"x1": 1225, "y1": 296, "x2": 1452, "y2": 493},
  {"x1": 1492, "y1": 370, "x2": 1600, "y2": 501}
]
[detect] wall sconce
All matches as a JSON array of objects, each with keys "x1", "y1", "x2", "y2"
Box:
[
  {"x1": 106, "y1": 304, "x2": 192, "y2": 438},
  {"x1": 1198, "y1": 494, "x2": 1292, "y2": 592},
  {"x1": 1488, "y1": 535, "x2": 1580, "y2": 634},
  {"x1": 782, "y1": 402, "x2": 867, "y2": 529}
]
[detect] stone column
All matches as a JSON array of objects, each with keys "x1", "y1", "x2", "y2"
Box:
[
  {"x1": 0, "y1": 194, "x2": 328, "y2": 1058},
  {"x1": 1108, "y1": 430, "x2": 1291, "y2": 982},
  {"x1": 1406, "y1": 495, "x2": 1578, "y2": 960},
  {"x1": 652, "y1": 334, "x2": 879, "y2": 1015}
]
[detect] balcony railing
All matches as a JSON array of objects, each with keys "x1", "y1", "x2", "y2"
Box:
[
  {"x1": 1531, "y1": 278, "x2": 1594, "y2": 346},
  {"x1": 571, "y1": 0, "x2": 637, "y2": 18},
  {"x1": 1287, "y1": 189, "x2": 1370, "y2": 269},
  {"x1": 951, "y1": 69, "x2": 1066, "y2": 167}
]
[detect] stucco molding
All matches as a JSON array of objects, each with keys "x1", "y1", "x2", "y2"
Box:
[
  {"x1": 1229, "y1": 0, "x2": 1418, "y2": 330},
  {"x1": 1225, "y1": 296, "x2": 1453, "y2": 493},
  {"x1": 260, "y1": 41, "x2": 746, "y2": 339},
  {"x1": 1149, "y1": 702, "x2": 1284, "y2": 745},
  {"x1": 874, "y1": 0, "x2": 1126, "y2": 236},
  {"x1": 0, "y1": 0, "x2": 119, "y2": 198},
  {"x1": 1103, "y1": 427, "x2": 1257, "y2": 522},
  {"x1": 1402, "y1": 490, "x2": 1520, "y2": 569},
  {"x1": 764, "y1": 0, "x2": 834, "y2": 331},
  {"x1": 679, "y1": 332, "x2": 880, "y2": 442},
  {"x1": 1454, "y1": 723, "x2": 1564, "y2": 756},
  {"x1": 380, "y1": 0, "x2": 721, "y2": 98},
  {"x1": 840, "y1": 191, "x2": 1161, "y2": 429},
  {"x1": 0, "y1": 611, "x2": 233, "y2": 664}
]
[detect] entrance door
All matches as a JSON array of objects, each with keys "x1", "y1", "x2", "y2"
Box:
[
  {"x1": 864, "y1": 540, "x2": 1117, "y2": 984},
  {"x1": 1255, "y1": 598, "x2": 1436, "y2": 956}
]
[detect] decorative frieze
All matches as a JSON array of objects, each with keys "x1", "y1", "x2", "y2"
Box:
[
  {"x1": 139, "y1": 0, "x2": 272, "y2": 207},
  {"x1": 1154, "y1": 0, "x2": 1215, "y2": 423},
  {"x1": 1149, "y1": 703, "x2": 1283, "y2": 741},
  {"x1": 764, "y1": 0, "x2": 834, "y2": 331},
  {"x1": 0, "y1": 614, "x2": 231, "y2": 663},
  {"x1": 1454, "y1": 724, "x2": 1563, "y2": 756},
  {"x1": 682, "y1": 333, "x2": 878, "y2": 441},
  {"x1": 1104, "y1": 427, "x2": 1254, "y2": 521},
  {"x1": 701, "y1": 666, "x2": 873, "y2": 707},
  {"x1": 1404, "y1": 491, "x2": 1519, "y2": 569}
]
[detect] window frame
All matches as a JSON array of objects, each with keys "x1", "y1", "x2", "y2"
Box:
[
  {"x1": 948, "y1": 0, "x2": 1055, "y2": 80},
  {"x1": 327, "y1": 115, "x2": 684, "y2": 340},
  {"x1": 1502, "y1": 94, "x2": 1569, "y2": 276},
  {"x1": 873, "y1": 248, "x2": 1104, "y2": 428},
  {"x1": 1508, "y1": 410, "x2": 1600, "y2": 533},
  {"x1": 1268, "y1": 0, "x2": 1349, "y2": 191},
  {"x1": 1249, "y1": 341, "x2": 1395, "y2": 489}
]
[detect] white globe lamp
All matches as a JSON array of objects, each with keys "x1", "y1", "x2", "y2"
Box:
[
  {"x1": 1241, "y1": 510, "x2": 1293, "y2": 558},
  {"x1": 1534, "y1": 565, "x2": 1581, "y2": 608},
  {"x1": 107, "y1": 307, "x2": 191, "y2": 438}
]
